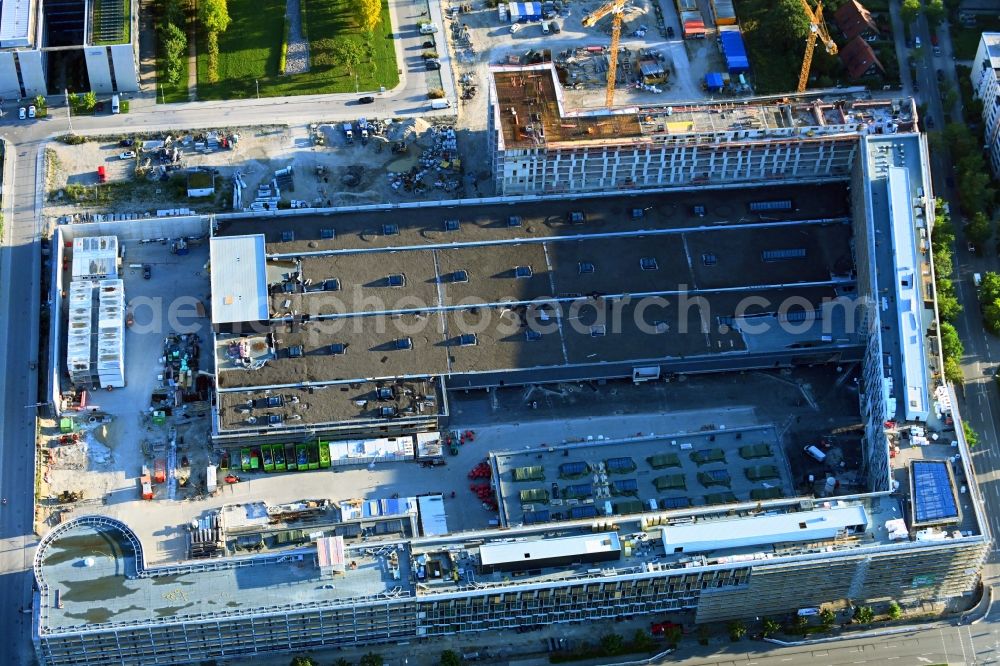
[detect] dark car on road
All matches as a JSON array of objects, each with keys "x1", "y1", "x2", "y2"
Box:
[
  {"x1": 358, "y1": 96, "x2": 375, "y2": 104},
  {"x1": 142, "y1": 264, "x2": 151, "y2": 280}
]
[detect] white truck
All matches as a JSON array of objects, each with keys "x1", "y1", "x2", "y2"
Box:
[
  {"x1": 343, "y1": 122, "x2": 353, "y2": 143},
  {"x1": 430, "y1": 99, "x2": 452, "y2": 110}
]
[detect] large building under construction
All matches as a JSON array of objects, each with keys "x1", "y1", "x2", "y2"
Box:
[
  {"x1": 487, "y1": 64, "x2": 915, "y2": 195},
  {"x1": 32, "y1": 67, "x2": 991, "y2": 666}
]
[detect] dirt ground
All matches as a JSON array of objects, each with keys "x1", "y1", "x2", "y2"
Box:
[{"x1": 43, "y1": 118, "x2": 481, "y2": 220}]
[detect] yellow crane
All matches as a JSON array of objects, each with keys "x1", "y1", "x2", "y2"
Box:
[
  {"x1": 582, "y1": 0, "x2": 627, "y2": 108},
  {"x1": 796, "y1": 0, "x2": 838, "y2": 93}
]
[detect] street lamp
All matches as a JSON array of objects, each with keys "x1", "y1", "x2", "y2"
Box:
[{"x1": 255, "y1": 79, "x2": 260, "y2": 100}]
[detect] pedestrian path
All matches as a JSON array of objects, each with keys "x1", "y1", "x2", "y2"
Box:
[
  {"x1": 186, "y1": 0, "x2": 198, "y2": 101},
  {"x1": 284, "y1": 0, "x2": 310, "y2": 75}
]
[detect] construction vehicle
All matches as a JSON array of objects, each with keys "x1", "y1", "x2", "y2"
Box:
[
  {"x1": 796, "y1": 0, "x2": 837, "y2": 93},
  {"x1": 582, "y1": 0, "x2": 627, "y2": 108}
]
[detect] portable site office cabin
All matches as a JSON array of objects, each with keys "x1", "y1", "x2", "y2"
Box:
[
  {"x1": 719, "y1": 27, "x2": 750, "y2": 75},
  {"x1": 509, "y1": 2, "x2": 542, "y2": 22}
]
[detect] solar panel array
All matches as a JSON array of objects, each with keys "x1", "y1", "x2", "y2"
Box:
[
  {"x1": 912, "y1": 460, "x2": 959, "y2": 524},
  {"x1": 93, "y1": 0, "x2": 127, "y2": 44},
  {"x1": 605, "y1": 457, "x2": 636, "y2": 473}
]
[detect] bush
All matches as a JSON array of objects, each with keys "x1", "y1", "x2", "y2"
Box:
[
  {"x1": 762, "y1": 617, "x2": 781, "y2": 637},
  {"x1": 819, "y1": 608, "x2": 836, "y2": 627},
  {"x1": 121, "y1": 100, "x2": 130, "y2": 113},
  {"x1": 599, "y1": 633, "x2": 624, "y2": 656},
  {"x1": 279, "y1": 20, "x2": 290, "y2": 74},
  {"x1": 887, "y1": 601, "x2": 902, "y2": 620},
  {"x1": 853, "y1": 605, "x2": 875, "y2": 625},
  {"x1": 728, "y1": 620, "x2": 747, "y2": 641},
  {"x1": 428, "y1": 88, "x2": 445, "y2": 99}
]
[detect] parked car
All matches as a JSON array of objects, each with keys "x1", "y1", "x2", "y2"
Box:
[
  {"x1": 119, "y1": 150, "x2": 136, "y2": 159},
  {"x1": 119, "y1": 138, "x2": 134, "y2": 147},
  {"x1": 28, "y1": 105, "x2": 35, "y2": 118},
  {"x1": 425, "y1": 59, "x2": 441, "y2": 70},
  {"x1": 968, "y1": 241, "x2": 976, "y2": 253},
  {"x1": 510, "y1": 22, "x2": 520, "y2": 33},
  {"x1": 667, "y1": 26, "x2": 674, "y2": 38},
  {"x1": 142, "y1": 264, "x2": 151, "y2": 279},
  {"x1": 358, "y1": 96, "x2": 375, "y2": 104},
  {"x1": 18, "y1": 107, "x2": 25, "y2": 120}
]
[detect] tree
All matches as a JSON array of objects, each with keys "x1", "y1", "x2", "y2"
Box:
[
  {"x1": 984, "y1": 299, "x2": 1000, "y2": 335},
  {"x1": 439, "y1": 650, "x2": 462, "y2": 666},
  {"x1": 925, "y1": 0, "x2": 945, "y2": 27},
  {"x1": 333, "y1": 660, "x2": 351, "y2": 666},
  {"x1": 964, "y1": 420, "x2": 980, "y2": 448},
  {"x1": 332, "y1": 39, "x2": 364, "y2": 75},
  {"x1": 945, "y1": 355, "x2": 964, "y2": 384},
  {"x1": 359, "y1": 654, "x2": 383, "y2": 666},
  {"x1": 82, "y1": 91, "x2": 97, "y2": 112},
  {"x1": 762, "y1": 617, "x2": 781, "y2": 637},
  {"x1": 355, "y1": 0, "x2": 382, "y2": 33},
  {"x1": 198, "y1": 0, "x2": 231, "y2": 34},
  {"x1": 632, "y1": 628, "x2": 655, "y2": 651},
  {"x1": 901, "y1": 0, "x2": 921, "y2": 24},
  {"x1": 289, "y1": 657, "x2": 316, "y2": 666},
  {"x1": 979, "y1": 272, "x2": 1000, "y2": 304},
  {"x1": 853, "y1": 605, "x2": 875, "y2": 625},
  {"x1": 160, "y1": 21, "x2": 187, "y2": 85},
  {"x1": 663, "y1": 624, "x2": 682, "y2": 648},
  {"x1": 819, "y1": 608, "x2": 836, "y2": 628},
  {"x1": 728, "y1": 620, "x2": 747, "y2": 641},
  {"x1": 600, "y1": 633, "x2": 624, "y2": 655},
  {"x1": 887, "y1": 601, "x2": 902, "y2": 620},
  {"x1": 770, "y1": 0, "x2": 811, "y2": 46},
  {"x1": 940, "y1": 322, "x2": 965, "y2": 361}
]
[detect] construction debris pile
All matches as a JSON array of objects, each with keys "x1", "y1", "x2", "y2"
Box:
[{"x1": 387, "y1": 125, "x2": 462, "y2": 195}]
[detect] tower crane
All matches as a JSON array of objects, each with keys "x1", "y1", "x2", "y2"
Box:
[
  {"x1": 796, "y1": 0, "x2": 838, "y2": 93},
  {"x1": 582, "y1": 0, "x2": 627, "y2": 108}
]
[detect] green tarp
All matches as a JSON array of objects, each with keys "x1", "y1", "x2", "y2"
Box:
[
  {"x1": 739, "y1": 444, "x2": 772, "y2": 459},
  {"x1": 512, "y1": 465, "x2": 545, "y2": 482},
  {"x1": 653, "y1": 474, "x2": 687, "y2": 491},
  {"x1": 647, "y1": 453, "x2": 681, "y2": 469}
]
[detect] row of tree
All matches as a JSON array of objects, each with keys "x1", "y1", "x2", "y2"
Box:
[
  {"x1": 158, "y1": 0, "x2": 187, "y2": 86},
  {"x1": 290, "y1": 650, "x2": 466, "y2": 666},
  {"x1": 932, "y1": 199, "x2": 966, "y2": 385},
  {"x1": 200, "y1": 0, "x2": 231, "y2": 83}
]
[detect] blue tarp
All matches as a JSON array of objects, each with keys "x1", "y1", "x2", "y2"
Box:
[
  {"x1": 719, "y1": 28, "x2": 750, "y2": 75},
  {"x1": 705, "y1": 72, "x2": 724, "y2": 91}
]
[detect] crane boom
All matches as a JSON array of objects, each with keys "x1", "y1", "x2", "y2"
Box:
[
  {"x1": 582, "y1": 0, "x2": 627, "y2": 108},
  {"x1": 796, "y1": 0, "x2": 838, "y2": 93}
]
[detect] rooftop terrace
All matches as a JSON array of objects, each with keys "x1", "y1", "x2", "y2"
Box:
[{"x1": 35, "y1": 518, "x2": 412, "y2": 634}]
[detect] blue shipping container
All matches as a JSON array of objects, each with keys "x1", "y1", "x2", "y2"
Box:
[
  {"x1": 719, "y1": 28, "x2": 749, "y2": 75},
  {"x1": 705, "y1": 72, "x2": 725, "y2": 91}
]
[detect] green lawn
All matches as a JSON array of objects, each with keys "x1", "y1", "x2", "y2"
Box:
[
  {"x1": 156, "y1": 62, "x2": 190, "y2": 103},
  {"x1": 195, "y1": 0, "x2": 399, "y2": 100},
  {"x1": 951, "y1": 16, "x2": 1000, "y2": 61}
]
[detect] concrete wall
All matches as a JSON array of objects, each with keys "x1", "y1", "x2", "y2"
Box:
[
  {"x1": 109, "y1": 44, "x2": 138, "y2": 92},
  {"x1": 0, "y1": 52, "x2": 20, "y2": 98},
  {"x1": 58, "y1": 216, "x2": 209, "y2": 243},
  {"x1": 17, "y1": 51, "x2": 46, "y2": 97},
  {"x1": 84, "y1": 47, "x2": 113, "y2": 94}
]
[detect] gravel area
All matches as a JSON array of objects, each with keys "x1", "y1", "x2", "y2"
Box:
[{"x1": 284, "y1": 0, "x2": 310, "y2": 75}]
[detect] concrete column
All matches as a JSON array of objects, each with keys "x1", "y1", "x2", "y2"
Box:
[
  {"x1": 0, "y1": 52, "x2": 20, "y2": 98},
  {"x1": 84, "y1": 47, "x2": 113, "y2": 93},
  {"x1": 110, "y1": 44, "x2": 139, "y2": 92},
  {"x1": 17, "y1": 51, "x2": 46, "y2": 97}
]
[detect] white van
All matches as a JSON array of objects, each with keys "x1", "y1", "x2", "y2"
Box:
[
  {"x1": 542, "y1": 21, "x2": 550, "y2": 35},
  {"x1": 430, "y1": 98, "x2": 452, "y2": 110},
  {"x1": 111, "y1": 94, "x2": 120, "y2": 114}
]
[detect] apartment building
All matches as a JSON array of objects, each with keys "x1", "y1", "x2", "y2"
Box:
[
  {"x1": 487, "y1": 64, "x2": 915, "y2": 195},
  {"x1": 971, "y1": 32, "x2": 1000, "y2": 175}
]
